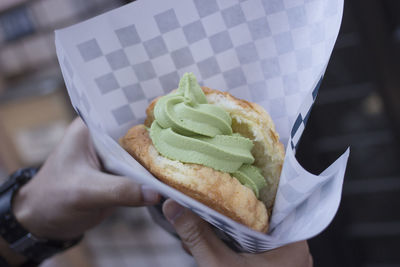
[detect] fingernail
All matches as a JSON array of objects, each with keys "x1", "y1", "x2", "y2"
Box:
[
  {"x1": 163, "y1": 200, "x2": 184, "y2": 223},
  {"x1": 141, "y1": 185, "x2": 159, "y2": 204}
]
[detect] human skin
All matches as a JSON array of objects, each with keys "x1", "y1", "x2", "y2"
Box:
[
  {"x1": 2, "y1": 117, "x2": 311, "y2": 267},
  {"x1": 12, "y1": 118, "x2": 160, "y2": 241},
  {"x1": 163, "y1": 199, "x2": 313, "y2": 267}
]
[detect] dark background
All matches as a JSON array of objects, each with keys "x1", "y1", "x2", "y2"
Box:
[{"x1": 297, "y1": 1, "x2": 400, "y2": 266}]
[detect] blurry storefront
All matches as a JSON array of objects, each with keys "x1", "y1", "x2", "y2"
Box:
[{"x1": 0, "y1": 0, "x2": 129, "y2": 175}]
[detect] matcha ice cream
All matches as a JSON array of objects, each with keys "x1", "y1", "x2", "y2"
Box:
[{"x1": 150, "y1": 73, "x2": 266, "y2": 198}]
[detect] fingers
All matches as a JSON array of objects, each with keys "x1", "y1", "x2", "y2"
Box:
[
  {"x1": 55, "y1": 118, "x2": 160, "y2": 209},
  {"x1": 181, "y1": 243, "x2": 192, "y2": 256},
  {"x1": 286, "y1": 240, "x2": 312, "y2": 267},
  {"x1": 308, "y1": 252, "x2": 313, "y2": 267},
  {"x1": 249, "y1": 240, "x2": 312, "y2": 267},
  {"x1": 51, "y1": 117, "x2": 98, "y2": 166},
  {"x1": 63, "y1": 117, "x2": 89, "y2": 147},
  {"x1": 77, "y1": 172, "x2": 160, "y2": 208},
  {"x1": 162, "y1": 199, "x2": 238, "y2": 267}
]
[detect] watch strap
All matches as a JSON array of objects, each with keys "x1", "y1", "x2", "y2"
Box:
[
  {"x1": 0, "y1": 168, "x2": 82, "y2": 264},
  {"x1": 0, "y1": 168, "x2": 39, "y2": 245},
  {"x1": 10, "y1": 233, "x2": 82, "y2": 263},
  {"x1": 0, "y1": 188, "x2": 29, "y2": 244},
  {"x1": 0, "y1": 254, "x2": 9, "y2": 266}
]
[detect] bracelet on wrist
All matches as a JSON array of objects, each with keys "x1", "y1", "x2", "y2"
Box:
[{"x1": 0, "y1": 167, "x2": 82, "y2": 266}]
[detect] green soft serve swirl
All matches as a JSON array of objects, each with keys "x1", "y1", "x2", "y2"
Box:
[{"x1": 149, "y1": 73, "x2": 266, "y2": 198}]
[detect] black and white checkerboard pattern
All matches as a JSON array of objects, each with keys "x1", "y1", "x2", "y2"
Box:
[
  {"x1": 59, "y1": 0, "x2": 342, "y2": 143},
  {"x1": 87, "y1": 117, "x2": 348, "y2": 252},
  {"x1": 290, "y1": 75, "x2": 323, "y2": 151},
  {"x1": 56, "y1": 0, "x2": 345, "y2": 253},
  {"x1": 56, "y1": 39, "x2": 104, "y2": 131}
]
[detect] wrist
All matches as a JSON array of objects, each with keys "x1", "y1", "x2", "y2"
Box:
[
  {"x1": 12, "y1": 177, "x2": 82, "y2": 242},
  {"x1": 0, "y1": 167, "x2": 82, "y2": 265},
  {"x1": 12, "y1": 185, "x2": 44, "y2": 240}
]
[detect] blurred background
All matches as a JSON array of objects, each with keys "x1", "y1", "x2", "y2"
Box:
[
  {"x1": 298, "y1": 1, "x2": 400, "y2": 266},
  {"x1": 0, "y1": 0, "x2": 399, "y2": 266}
]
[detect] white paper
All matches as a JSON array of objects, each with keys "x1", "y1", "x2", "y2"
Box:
[{"x1": 55, "y1": 0, "x2": 348, "y2": 252}]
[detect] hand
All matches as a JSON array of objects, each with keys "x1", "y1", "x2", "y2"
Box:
[
  {"x1": 12, "y1": 118, "x2": 160, "y2": 241},
  {"x1": 162, "y1": 199, "x2": 312, "y2": 267}
]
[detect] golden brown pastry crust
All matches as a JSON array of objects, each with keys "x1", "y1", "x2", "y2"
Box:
[
  {"x1": 121, "y1": 87, "x2": 285, "y2": 232},
  {"x1": 120, "y1": 124, "x2": 269, "y2": 232}
]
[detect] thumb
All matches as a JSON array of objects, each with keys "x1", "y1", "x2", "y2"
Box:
[
  {"x1": 162, "y1": 199, "x2": 237, "y2": 267},
  {"x1": 80, "y1": 172, "x2": 160, "y2": 208}
]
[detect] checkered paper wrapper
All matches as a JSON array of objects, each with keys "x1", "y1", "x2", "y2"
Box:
[{"x1": 55, "y1": 0, "x2": 349, "y2": 252}]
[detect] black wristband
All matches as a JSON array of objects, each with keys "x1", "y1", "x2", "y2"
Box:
[
  {"x1": 0, "y1": 168, "x2": 82, "y2": 265},
  {"x1": 0, "y1": 170, "x2": 41, "y2": 266},
  {"x1": 0, "y1": 168, "x2": 40, "y2": 244},
  {"x1": 0, "y1": 254, "x2": 9, "y2": 267}
]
